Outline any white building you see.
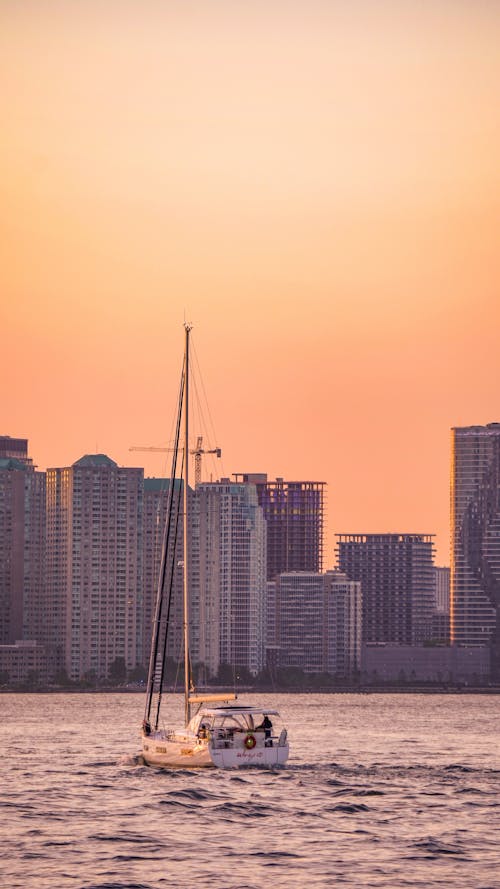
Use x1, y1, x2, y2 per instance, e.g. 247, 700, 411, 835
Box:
194, 480, 266, 677
45, 455, 143, 681
324, 571, 362, 678
433, 566, 450, 613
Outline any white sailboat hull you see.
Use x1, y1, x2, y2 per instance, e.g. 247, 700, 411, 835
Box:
142, 731, 212, 768
209, 743, 289, 769
142, 726, 289, 770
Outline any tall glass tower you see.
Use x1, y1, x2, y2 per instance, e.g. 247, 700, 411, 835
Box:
451, 424, 500, 671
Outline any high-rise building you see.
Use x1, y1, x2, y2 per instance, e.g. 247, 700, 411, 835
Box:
324, 571, 362, 678
45, 455, 143, 681
273, 572, 325, 673
22, 468, 46, 644
0, 443, 45, 645
451, 424, 500, 669
433, 566, 450, 613
235, 474, 325, 580
0, 457, 30, 644
195, 479, 266, 677
268, 570, 361, 677
0, 436, 33, 466
336, 533, 435, 645
429, 565, 451, 643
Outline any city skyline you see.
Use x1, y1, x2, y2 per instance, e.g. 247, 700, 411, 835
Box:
2, 426, 497, 570
2, 1, 500, 567
1, 433, 495, 686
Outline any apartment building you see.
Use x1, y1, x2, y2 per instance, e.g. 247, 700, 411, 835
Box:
269, 570, 361, 677
336, 533, 435, 645
45, 454, 143, 680
195, 479, 266, 676
236, 475, 325, 580
0, 441, 45, 645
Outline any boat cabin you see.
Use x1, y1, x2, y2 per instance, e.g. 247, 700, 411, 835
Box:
188, 706, 285, 751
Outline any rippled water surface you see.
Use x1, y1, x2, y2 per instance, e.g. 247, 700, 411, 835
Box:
1, 692, 499, 888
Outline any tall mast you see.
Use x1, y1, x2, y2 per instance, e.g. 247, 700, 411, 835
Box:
183, 322, 192, 727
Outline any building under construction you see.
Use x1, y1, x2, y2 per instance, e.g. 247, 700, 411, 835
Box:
235, 475, 326, 581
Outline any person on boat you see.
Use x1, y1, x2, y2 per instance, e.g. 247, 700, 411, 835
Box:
256, 715, 273, 739
142, 719, 152, 736
198, 722, 209, 740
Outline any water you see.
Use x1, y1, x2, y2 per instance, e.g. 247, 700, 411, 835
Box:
1, 693, 499, 889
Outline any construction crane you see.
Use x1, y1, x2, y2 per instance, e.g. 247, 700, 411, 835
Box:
129, 436, 221, 486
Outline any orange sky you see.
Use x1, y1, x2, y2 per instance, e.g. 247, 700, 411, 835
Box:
1, 0, 499, 564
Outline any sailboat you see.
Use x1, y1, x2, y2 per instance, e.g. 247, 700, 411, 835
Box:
141, 324, 289, 769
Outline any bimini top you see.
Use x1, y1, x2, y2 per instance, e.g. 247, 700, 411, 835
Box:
200, 707, 280, 717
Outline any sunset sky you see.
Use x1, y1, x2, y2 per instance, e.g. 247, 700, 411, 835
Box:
2, 0, 499, 564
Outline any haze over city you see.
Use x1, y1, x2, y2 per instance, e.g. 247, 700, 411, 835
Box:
2, 0, 499, 564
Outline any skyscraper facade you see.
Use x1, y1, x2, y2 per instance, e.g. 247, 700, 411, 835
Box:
195, 480, 266, 677
0, 458, 30, 644
429, 565, 451, 643
236, 474, 325, 580
273, 572, 325, 673
0, 447, 45, 645
324, 571, 363, 678
269, 570, 361, 677
336, 533, 435, 645
451, 424, 500, 667
45, 455, 143, 680
433, 566, 450, 613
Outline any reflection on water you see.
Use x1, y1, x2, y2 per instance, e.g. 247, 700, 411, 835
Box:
1, 693, 499, 888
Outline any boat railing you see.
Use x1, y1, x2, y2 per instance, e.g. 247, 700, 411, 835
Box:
156, 727, 186, 742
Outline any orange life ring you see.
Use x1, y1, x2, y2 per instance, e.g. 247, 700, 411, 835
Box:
244, 733, 256, 750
